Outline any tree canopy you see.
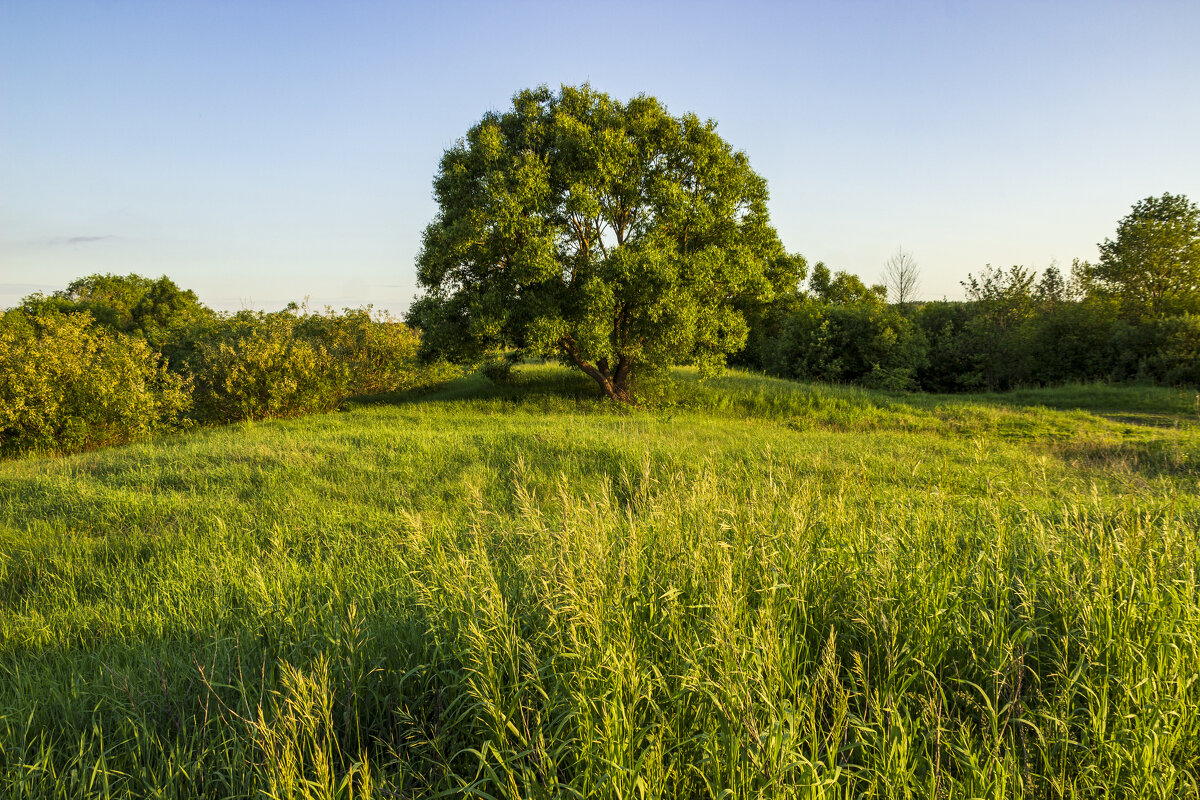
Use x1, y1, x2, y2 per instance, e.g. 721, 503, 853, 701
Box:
407, 84, 803, 402
21, 273, 213, 350
808, 262, 887, 306
1084, 192, 1200, 319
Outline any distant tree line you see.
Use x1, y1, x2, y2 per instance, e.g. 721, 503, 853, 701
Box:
734, 193, 1200, 392
2, 193, 1196, 457
0, 275, 446, 457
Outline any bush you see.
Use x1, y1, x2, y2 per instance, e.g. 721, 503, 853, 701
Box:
1151, 314, 1200, 386
189, 312, 346, 422
0, 309, 190, 456
4, 276, 446, 456
188, 308, 428, 422
907, 302, 977, 392
1108, 314, 1200, 386
758, 300, 927, 390
294, 307, 424, 396
1023, 300, 1121, 386
21, 274, 214, 354
477, 350, 523, 385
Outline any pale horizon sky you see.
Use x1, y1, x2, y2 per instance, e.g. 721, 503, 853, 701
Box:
3, 0, 1198, 312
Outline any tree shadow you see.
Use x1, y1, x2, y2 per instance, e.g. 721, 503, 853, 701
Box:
342, 366, 609, 410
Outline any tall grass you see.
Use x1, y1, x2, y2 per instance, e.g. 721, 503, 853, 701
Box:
1, 367, 1197, 797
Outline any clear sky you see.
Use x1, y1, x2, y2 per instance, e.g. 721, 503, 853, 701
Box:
3, 0, 1198, 312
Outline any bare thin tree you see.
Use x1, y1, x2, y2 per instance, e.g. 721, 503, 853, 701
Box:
882, 247, 921, 303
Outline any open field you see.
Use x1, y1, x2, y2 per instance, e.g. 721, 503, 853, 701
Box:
1, 367, 1198, 798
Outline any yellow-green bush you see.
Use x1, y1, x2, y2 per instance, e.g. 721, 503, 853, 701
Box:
189, 312, 346, 422
297, 307, 424, 396
4, 278, 445, 455
188, 308, 431, 423
0, 309, 190, 456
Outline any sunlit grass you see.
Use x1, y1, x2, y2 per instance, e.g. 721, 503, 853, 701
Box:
1, 367, 1198, 797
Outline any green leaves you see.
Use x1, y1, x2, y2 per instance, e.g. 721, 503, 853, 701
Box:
1087, 193, 1200, 319
0, 308, 191, 456
409, 84, 803, 401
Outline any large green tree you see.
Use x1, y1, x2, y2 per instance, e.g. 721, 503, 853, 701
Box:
1084, 192, 1200, 319
407, 85, 803, 402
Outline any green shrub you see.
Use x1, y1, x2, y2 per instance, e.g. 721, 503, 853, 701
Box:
477, 350, 523, 385
907, 301, 977, 392
1024, 299, 1121, 385
0, 309, 190, 456
188, 308, 429, 422
189, 312, 346, 422
294, 307, 424, 396
5, 277, 447, 455
20, 273, 214, 355
760, 300, 927, 390
1154, 314, 1200, 386
1110, 314, 1200, 386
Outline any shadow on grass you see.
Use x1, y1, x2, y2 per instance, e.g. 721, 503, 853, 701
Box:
342, 365, 609, 410
0, 599, 470, 795
940, 383, 1200, 418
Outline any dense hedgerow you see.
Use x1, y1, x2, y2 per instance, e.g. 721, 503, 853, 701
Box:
906, 301, 1200, 392
736, 193, 1200, 393
0, 308, 190, 456
1, 277, 444, 457
751, 299, 927, 391
189, 307, 430, 422
738, 273, 1200, 394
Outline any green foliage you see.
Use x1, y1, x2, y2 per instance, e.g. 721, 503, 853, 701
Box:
770, 301, 926, 390
38, 273, 158, 330
1107, 313, 1200, 385
741, 256, 1200, 394
476, 349, 524, 385
23, 273, 215, 354
131, 276, 217, 353
189, 308, 427, 423
1021, 298, 1121, 385
737, 194, 1200, 395
3, 277, 437, 456
189, 311, 348, 422
958, 265, 1038, 390
0, 308, 190, 456
296, 307, 426, 397
907, 301, 977, 392
740, 266, 925, 391
1083, 192, 1200, 319
410, 84, 803, 402
1, 367, 1197, 797
808, 260, 887, 305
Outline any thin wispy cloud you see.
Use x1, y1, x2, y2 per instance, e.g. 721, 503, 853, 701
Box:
47, 235, 117, 246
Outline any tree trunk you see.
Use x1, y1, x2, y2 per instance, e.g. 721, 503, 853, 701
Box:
559, 339, 635, 404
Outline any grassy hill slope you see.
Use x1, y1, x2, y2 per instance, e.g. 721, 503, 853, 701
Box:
2, 367, 1198, 798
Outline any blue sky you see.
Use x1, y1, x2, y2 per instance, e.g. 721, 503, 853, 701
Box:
2, 0, 1198, 312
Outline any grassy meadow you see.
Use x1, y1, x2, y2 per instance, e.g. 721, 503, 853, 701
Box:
1, 366, 1198, 798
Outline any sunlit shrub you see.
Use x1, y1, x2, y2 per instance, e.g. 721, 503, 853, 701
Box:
188, 308, 430, 422
188, 311, 346, 422
295, 307, 424, 396
0, 309, 190, 456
